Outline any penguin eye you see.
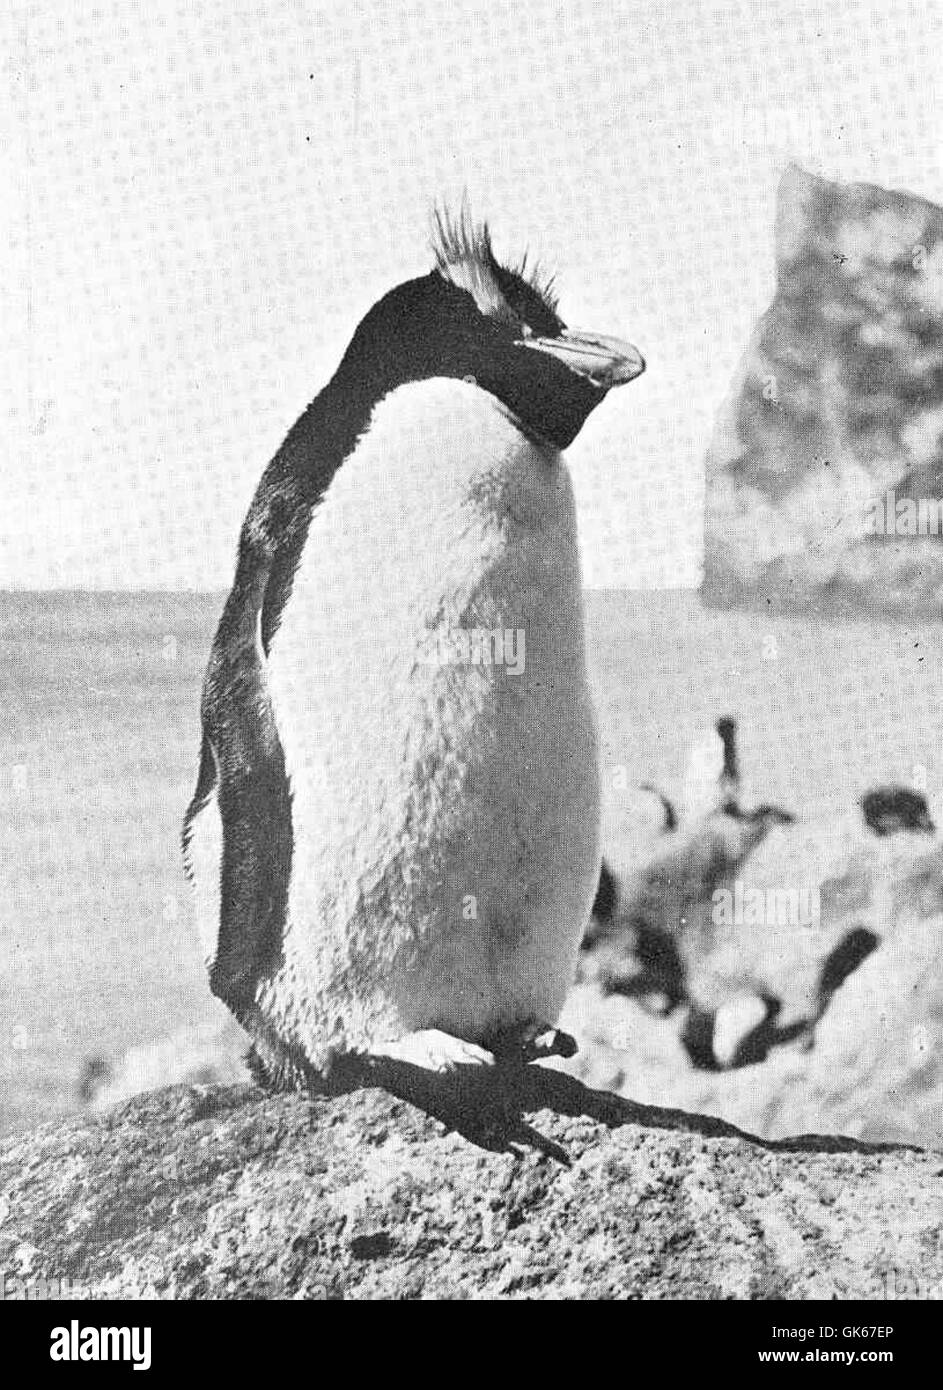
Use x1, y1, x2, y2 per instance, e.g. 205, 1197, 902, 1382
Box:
518, 322, 534, 340
493, 264, 562, 338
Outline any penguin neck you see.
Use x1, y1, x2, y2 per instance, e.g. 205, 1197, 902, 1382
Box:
272, 377, 579, 645
284, 370, 559, 505
348, 377, 565, 538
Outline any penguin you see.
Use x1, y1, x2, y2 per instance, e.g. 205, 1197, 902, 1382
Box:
182, 207, 645, 1089
583, 717, 795, 1053
587, 718, 751, 956
680, 718, 730, 825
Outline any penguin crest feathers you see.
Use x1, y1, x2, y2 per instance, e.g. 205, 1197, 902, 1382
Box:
430, 201, 560, 333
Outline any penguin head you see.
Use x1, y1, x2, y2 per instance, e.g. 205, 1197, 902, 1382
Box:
328, 207, 645, 450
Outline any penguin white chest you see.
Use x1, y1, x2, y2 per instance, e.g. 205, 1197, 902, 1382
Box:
264, 378, 600, 1059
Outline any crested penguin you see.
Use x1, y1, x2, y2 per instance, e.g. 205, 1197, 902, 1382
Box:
183, 208, 645, 1087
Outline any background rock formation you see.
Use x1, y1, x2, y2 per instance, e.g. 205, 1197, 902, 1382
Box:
2, 1076, 941, 1300
703, 164, 943, 617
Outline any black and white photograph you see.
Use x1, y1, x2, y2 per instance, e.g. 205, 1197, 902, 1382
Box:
2, 0, 942, 1341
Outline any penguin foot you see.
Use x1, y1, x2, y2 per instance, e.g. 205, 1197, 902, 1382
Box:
367, 1029, 496, 1075
490, 1023, 578, 1068
321, 1029, 578, 1158
520, 1026, 578, 1063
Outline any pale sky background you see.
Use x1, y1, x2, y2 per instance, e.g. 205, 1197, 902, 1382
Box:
2, 0, 942, 590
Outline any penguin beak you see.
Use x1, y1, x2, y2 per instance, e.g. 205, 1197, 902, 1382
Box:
517, 329, 645, 389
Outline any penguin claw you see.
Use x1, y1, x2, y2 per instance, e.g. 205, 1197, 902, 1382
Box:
520, 1026, 578, 1063
369, 1029, 496, 1075
491, 1024, 578, 1066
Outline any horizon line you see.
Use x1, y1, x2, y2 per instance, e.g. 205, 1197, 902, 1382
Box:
0, 581, 701, 597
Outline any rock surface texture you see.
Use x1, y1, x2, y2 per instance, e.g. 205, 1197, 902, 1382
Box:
703, 163, 943, 616
2, 1072, 941, 1300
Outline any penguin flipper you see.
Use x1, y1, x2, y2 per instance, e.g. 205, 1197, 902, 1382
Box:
184, 468, 309, 1030
199, 568, 294, 1024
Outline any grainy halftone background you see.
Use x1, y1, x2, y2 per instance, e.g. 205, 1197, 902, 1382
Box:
4, 590, 943, 1135
3, 0, 943, 588
2, 3, 942, 1142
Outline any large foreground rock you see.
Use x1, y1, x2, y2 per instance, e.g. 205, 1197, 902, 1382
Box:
1, 1072, 941, 1300
703, 163, 943, 617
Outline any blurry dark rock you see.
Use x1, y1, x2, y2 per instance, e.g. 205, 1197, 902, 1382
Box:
703, 163, 943, 618
861, 786, 935, 837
